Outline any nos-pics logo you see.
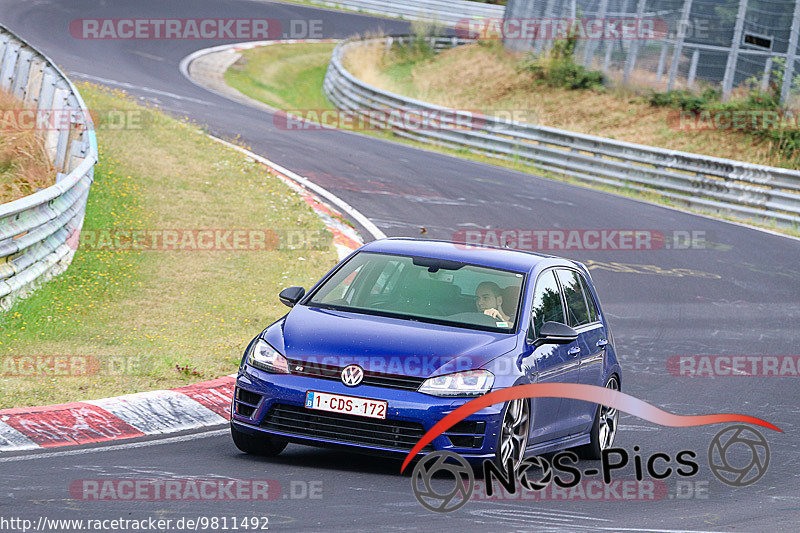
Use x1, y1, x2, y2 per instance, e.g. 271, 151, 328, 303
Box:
411, 425, 770, 513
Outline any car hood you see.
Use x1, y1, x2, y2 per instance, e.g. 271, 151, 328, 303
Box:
264, 305, 518, 378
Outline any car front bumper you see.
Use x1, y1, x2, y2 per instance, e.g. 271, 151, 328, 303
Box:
231, 366, 504, 461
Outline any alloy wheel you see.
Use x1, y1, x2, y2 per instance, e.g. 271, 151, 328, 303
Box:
498, 398, 530, 469
598, 376, 619, 450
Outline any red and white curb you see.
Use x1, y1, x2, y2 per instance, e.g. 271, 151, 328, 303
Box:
0, 50, 386, 452
0, 376, 235, 452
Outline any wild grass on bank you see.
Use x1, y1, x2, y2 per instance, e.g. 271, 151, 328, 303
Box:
0, 89, 56, 203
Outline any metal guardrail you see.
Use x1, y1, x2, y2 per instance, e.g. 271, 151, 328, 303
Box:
0, 24, 98, 311
306, 0, 504, 27
323, 35, 800, 229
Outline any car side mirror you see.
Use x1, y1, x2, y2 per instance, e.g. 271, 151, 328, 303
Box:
533, 321, 578, 347
279, 286, 305, 308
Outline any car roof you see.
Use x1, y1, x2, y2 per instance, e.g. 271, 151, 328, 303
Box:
359, 238, 565, 273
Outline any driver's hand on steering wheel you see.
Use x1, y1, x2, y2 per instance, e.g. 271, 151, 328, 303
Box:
483, 308, 504, 320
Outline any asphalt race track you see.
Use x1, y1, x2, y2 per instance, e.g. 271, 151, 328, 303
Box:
1, 1, 799, 531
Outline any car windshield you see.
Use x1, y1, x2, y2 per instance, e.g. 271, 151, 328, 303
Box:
306, 251, 525, 332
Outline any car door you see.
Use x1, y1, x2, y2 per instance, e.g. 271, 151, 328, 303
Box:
524, 269, 581, 444
555, 269, 608, 435
575, 273, 608, 430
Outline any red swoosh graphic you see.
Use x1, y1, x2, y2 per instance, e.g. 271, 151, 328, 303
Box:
400, 383, 781, 473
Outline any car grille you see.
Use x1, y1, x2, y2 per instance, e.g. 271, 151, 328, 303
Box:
444, 420, 486, 449
260, 403, 434, 452
285, 358, 427, 392
234, 388, 262, 418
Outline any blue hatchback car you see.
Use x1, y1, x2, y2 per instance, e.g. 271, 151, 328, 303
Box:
231, 238, 622, 468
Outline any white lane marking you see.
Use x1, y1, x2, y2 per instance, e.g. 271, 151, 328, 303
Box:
0, 428, 228, 463
0, 421, 39, 452
209, 136, 386, 240
470, 509, 731, 532
618, 424, 659, 432
87, 390, 226, 435
471, 508, 610, 522
69, 72, 212, 105
132, 50, 165, 62
597, 527, 736, 533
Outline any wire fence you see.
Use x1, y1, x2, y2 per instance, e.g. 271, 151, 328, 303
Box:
0, 24, 97, 311
502, 0, 800, 103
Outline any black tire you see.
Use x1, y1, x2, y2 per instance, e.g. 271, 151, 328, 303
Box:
230, 423, 287, 456
578, 375, 620, 460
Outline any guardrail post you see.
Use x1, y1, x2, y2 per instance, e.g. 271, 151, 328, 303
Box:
0, 41, 20, 90
623, 0, 647, 85
603, 0, 630, 72
11, 49, 33, 98
721, 0, 748, 101
533, 0, 554, 57
761, 57, 773, 92
656, 43, 668, 81
519, 0, 538, 53
780, 0, 800, 105
667, 0, 693, 91
583, 0, 608, 68
23, 58, 45, 106
687, 49, 699, 88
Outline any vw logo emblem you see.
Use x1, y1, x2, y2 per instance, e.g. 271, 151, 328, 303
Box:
341, 365, 364, 387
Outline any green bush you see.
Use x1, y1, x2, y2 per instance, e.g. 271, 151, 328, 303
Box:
648, 88, 720, 110
648, 74, 799, 164
392, 18, 444, 62
519, 32, 604, 91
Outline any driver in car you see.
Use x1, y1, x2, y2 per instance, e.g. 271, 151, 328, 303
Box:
476, 281, 510, 321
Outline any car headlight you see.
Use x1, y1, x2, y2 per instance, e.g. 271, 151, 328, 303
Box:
247, 339, 289, 374
418, 369, 494, 397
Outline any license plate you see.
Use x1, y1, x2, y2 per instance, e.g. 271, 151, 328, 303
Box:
305, 391, 387, 419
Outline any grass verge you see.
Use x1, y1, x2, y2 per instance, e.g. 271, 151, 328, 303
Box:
225, 43, 336, 110
0, 83, 338, 408
0, 88, 56, 203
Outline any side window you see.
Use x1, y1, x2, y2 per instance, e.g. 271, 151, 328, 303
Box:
579, 275, 599, 323
529, 270, 566, 339
555, 269, 591, 327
